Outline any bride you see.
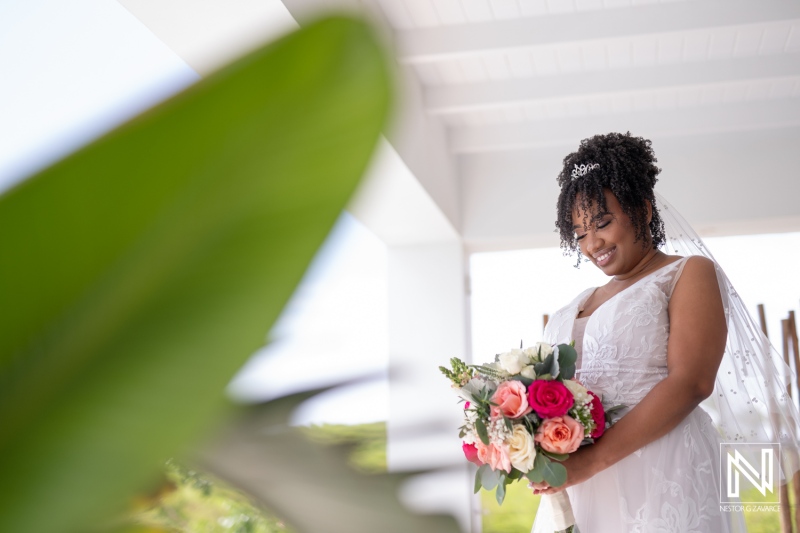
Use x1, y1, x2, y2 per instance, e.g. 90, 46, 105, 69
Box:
529, 132, 800, 532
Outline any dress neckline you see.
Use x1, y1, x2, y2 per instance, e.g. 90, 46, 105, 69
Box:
574, 256, 688, 322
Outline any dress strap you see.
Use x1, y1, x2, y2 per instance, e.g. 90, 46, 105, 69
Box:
666, 256, 693, 298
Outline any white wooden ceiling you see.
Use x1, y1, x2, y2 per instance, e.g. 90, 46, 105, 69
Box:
120, 0, 800, 250
378, 0, 800, 150
357, 0, 800, 250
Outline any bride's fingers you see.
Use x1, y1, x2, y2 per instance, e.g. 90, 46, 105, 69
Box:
528, 481, 551, 494
540, 486, 563, 495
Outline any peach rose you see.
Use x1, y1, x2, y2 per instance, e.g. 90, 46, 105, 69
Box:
491, 380, 532, 419
535, 415, 585, 454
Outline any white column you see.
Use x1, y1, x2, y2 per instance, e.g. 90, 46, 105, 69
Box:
385, 241, 478, 532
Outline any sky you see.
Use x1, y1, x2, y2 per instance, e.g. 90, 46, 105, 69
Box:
0, 0, 199, 193
5, 0, 800, 427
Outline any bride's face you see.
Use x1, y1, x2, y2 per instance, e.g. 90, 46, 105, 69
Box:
572, 188, 651, 276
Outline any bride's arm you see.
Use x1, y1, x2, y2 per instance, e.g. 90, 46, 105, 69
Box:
537, 255, 726, 493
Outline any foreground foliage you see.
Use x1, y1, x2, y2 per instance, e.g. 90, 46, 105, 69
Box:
127, 423, 388, 533
0, 14, 400, 533
132, 460, 291, 533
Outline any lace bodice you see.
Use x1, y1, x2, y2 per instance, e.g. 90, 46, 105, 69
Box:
544, 257, 691, 417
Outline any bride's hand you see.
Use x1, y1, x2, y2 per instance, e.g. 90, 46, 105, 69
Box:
530, 447, 599, 495
528, 480, 550, 495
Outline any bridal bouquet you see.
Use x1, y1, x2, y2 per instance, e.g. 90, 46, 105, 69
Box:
439, 341, 620, 509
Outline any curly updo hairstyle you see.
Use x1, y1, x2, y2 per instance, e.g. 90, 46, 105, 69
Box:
555, 132, 666, 260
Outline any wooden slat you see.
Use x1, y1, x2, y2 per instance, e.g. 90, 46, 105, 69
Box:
758, 303, 768, 336
788, 311, 800, 531
781, 318, 796, 533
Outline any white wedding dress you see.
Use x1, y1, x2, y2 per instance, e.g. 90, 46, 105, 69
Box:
531, 256, 747, 533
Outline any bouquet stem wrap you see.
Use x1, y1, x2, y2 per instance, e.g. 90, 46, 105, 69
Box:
538, 492, 575, 532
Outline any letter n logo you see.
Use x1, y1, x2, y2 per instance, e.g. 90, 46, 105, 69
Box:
720, 443, 780, 503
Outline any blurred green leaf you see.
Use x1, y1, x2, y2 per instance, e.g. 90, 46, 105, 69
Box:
0, 15, 390, 532
541, 451, 569, 462
556, 344, 577, 380
495, 481, 506, 506
540, 457, 567, 488
480, 465, 500, 491
474, 465, 486, 494
475, 417, 490, 445
195, 389, 460, 533
534, 352, 554, 377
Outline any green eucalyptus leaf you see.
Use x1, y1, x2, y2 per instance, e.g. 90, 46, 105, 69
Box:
541, 450, 569, 462
525, 468, 545, 484
507, 468, 524, 481
480, 466, 500, 491
541, 460, 568, 488
534, 352, 554, 376
495, 479, 507, 505
0, 15, 391, 533
475, 418, 490, 446
605, 404, 627, 415
474, 465, 486, 494
510, 375, 533, 387
526, 452, 551, 484
557, 344, 578, 380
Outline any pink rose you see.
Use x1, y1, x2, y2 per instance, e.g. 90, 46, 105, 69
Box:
462, 442, 483, 466
527, 380, 574, 418
535, 415, 585, 454
491, 381, 532, 419
464, 401, 470, 410
588, 391, 606, 438
487, 442, 512, 473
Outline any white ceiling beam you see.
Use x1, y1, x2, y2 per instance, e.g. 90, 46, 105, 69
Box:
450, 99, 800, 153
426, 55, 800, 114
397, 0, 800, 64
118, 0, 299, 75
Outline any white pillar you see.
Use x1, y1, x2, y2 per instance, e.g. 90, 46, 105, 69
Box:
348, 141, 477, 531
385, 241, 477, 532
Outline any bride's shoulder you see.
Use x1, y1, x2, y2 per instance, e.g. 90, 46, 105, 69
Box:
675, 255, 716, 273
670, 255, 718, 295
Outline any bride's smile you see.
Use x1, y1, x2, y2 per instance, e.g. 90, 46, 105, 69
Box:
571, 188, 663, 281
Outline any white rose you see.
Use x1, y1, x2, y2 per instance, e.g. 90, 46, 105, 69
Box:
507, 424, 536, 472
520, 365, 536, 379
498, 349, 528, 375
525, 342, 554, 362
563, 379, 590, 406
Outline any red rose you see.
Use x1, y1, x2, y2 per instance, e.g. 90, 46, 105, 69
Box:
588, 391, 606, 438
527, 380, 574, 418
462, 442, 483, 466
